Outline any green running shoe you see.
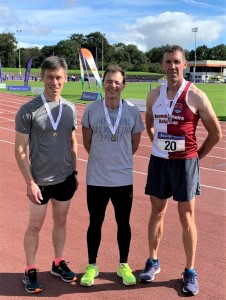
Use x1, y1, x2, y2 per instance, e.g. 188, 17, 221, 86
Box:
80, 264, 99, 286
117, 263, 136, 286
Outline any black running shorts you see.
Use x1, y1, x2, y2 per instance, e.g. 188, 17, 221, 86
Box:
38, 172, 77, 205
145, 155, 201, 201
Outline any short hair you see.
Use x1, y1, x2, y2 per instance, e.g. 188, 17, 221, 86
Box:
162, 45, 185, 61
103, 65, 126, 84
40, 56, 68, 75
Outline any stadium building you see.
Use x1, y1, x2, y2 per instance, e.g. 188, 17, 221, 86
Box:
184, 60, 226, 83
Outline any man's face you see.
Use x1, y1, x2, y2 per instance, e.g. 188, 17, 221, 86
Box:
162, 50, 187, 82
103, 71, 125, 99
41, 67, 67, 99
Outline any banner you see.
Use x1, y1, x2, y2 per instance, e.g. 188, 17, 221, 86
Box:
81, 48, 102, 88
8, 85, 31, 91
78, 52, 85, 89
81, 91, 102, 101
81, 50, 91, 89
0, 60, 2, 82
24, 56, 34, 86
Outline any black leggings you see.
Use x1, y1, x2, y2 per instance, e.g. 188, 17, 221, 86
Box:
86, 185, 133, 264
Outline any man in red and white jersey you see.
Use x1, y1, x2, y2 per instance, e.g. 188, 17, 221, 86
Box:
139, 45, 222, 296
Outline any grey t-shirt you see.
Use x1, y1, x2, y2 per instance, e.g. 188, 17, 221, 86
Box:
81, 99, 144, 186
15, 95, 77, 185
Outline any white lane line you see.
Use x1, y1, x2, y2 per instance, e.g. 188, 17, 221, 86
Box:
200, 167, 226, 173
201, 184, 226, 191
0, 117, 14, 121
217, 162, 226, 167
0, 139, 225, 191
0, 130, 225, 161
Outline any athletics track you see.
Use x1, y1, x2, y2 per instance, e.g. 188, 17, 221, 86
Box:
0, 93, 225, 300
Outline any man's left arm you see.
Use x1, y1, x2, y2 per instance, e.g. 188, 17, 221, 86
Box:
196, 91, 222, 159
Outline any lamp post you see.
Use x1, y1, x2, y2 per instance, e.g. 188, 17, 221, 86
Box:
191, 27, 198, 83
101, 34, 105, 78
16, 29, 22, 76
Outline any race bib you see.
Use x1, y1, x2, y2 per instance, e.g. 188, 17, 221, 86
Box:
157, 132, 185, 152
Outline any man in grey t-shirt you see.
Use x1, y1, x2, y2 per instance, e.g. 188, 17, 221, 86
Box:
15, 56, 78, 293
80, 65, 144, 287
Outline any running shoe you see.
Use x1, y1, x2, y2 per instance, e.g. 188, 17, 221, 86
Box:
80, 264, 99, 286
182, 269, 199, 296
51, 260, 77, 282
117, 263, 136, 286
139, 258, 160, 283
23, 268, 42, 294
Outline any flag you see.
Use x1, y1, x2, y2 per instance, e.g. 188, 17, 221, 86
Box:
24, 56, 33, 86
81, 50, 91, 89
81, 48, 102, 88
78, 52, 85, 89
0, 60, 2, 82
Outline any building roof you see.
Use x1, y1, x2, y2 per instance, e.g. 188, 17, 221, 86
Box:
188, 60, 226, 67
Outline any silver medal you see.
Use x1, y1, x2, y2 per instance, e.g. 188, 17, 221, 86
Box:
111, 135, 116, 142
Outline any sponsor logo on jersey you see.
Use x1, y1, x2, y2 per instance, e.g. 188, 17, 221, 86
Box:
174, 103, 183, 114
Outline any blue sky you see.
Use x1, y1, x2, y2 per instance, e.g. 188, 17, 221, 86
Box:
1, 0, 226, 51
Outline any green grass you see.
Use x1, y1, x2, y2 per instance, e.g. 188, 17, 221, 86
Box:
1, 80, 225, 120
2, 67, 163, 78
193, 83, 226, 120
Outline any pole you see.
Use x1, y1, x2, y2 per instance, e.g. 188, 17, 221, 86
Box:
191, 27, 198, 83
101, 34, 105, 78
101, 38, 104, 78
16, 30, 22, 76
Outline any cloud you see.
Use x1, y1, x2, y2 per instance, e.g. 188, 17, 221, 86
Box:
20, 42, 44, 49
0, 5, 19, 26
23, 21, 52, 36
0, 2, 225, 51
119, 11, 225, 51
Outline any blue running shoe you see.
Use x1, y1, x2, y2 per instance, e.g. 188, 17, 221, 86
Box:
182, 269, 199, 296
51, 260, 77, 282
139, 258, 160, 283
23, 268, 42, 294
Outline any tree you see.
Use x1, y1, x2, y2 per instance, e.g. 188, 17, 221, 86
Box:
192, 45, 210, 61
111, 43, 131, 69
20, 47, 44, 69
1, 31, 225, 72
124, 44, 148, 71
148, 62, 162, 73
54, 39, 78, 69
85, 32, 112, 71
0, 33, 17, 67
41, 45, 57, 58
69, 33, 86, 47
208, 44, 226, 60
145, 46, 166, 64
110, 43, 148, 71
69, 32, 112, 71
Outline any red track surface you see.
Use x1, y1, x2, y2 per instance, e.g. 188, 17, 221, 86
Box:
0, 93, 225, 300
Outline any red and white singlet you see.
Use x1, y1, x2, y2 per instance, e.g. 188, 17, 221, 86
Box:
152, 80, 200, 159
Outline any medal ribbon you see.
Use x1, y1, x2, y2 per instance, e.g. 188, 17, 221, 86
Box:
163, 79, 187, 115
41, 93, 62, 131
103, 99, 122, 135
